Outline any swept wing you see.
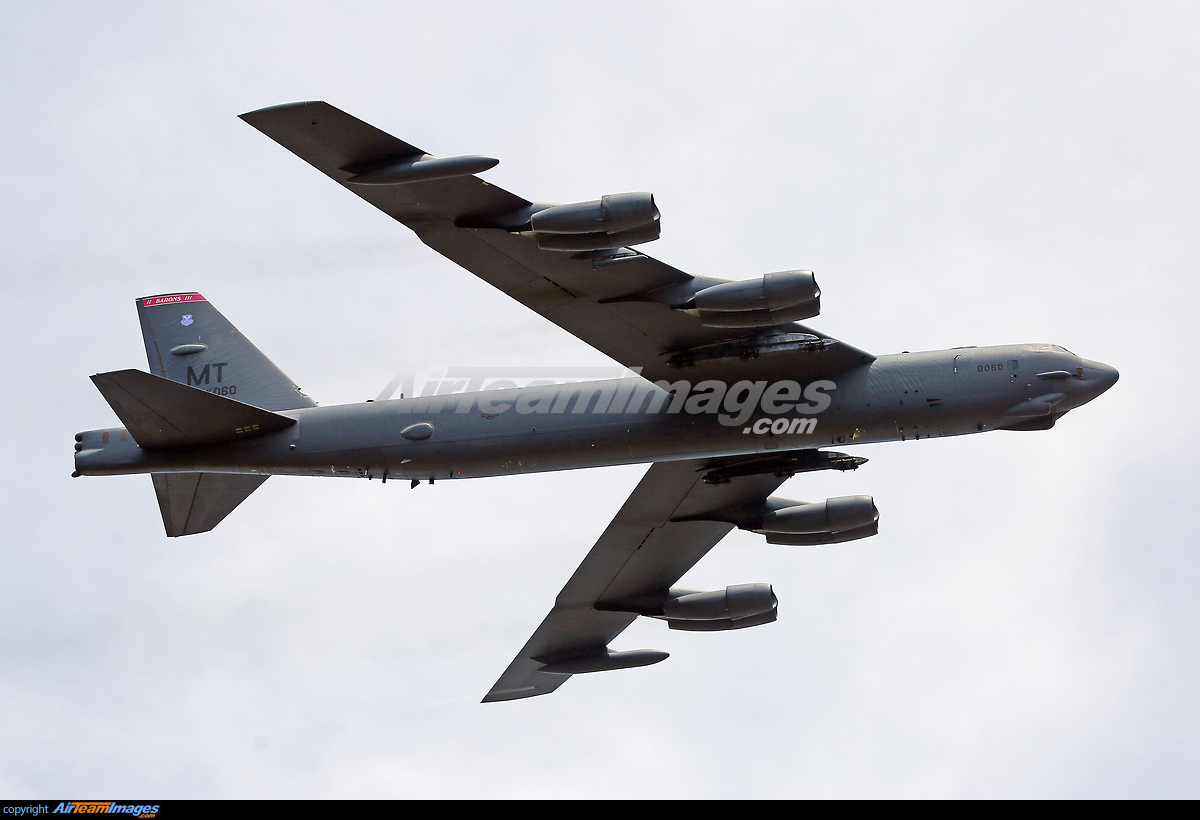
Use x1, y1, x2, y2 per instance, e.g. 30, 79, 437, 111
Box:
240, 101, 872, 384
238, 102, 875, 700
483, 456, 791, 702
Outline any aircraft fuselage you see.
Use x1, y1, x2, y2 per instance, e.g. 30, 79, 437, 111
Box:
75, 344, 1118, 481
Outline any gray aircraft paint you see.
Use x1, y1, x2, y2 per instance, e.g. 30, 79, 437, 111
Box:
73, 318, 1117, 702
76, 343, 1117, 481
72, 102, 1119, 701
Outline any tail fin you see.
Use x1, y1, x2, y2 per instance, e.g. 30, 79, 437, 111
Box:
137, 293, 316, 411
86, 371, 291, 535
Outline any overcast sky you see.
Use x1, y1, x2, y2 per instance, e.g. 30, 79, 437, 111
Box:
2, 0, 1198, 798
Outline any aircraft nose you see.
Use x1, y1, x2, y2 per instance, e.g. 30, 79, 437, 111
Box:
1079, 359, 1119, 395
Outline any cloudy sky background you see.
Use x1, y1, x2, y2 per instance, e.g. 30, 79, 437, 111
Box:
2, 0, 1197, 798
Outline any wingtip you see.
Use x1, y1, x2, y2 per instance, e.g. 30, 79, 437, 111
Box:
480, 684, 546, 703
238, 100, 327, 121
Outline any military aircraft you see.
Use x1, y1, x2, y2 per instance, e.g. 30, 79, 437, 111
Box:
73, 102, 1118, 702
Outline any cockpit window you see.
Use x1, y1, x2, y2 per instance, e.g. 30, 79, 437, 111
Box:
1024, 344, 1074, 354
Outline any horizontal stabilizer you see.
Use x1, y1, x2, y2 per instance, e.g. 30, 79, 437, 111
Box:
91, 369, 296, 449
152, 472, 269, 537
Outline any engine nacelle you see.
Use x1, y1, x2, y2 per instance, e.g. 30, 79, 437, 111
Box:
764, 521, 878, 547
761, 495, 877, 534
531, 192, 658, 235
666, 607, 778, 631
683, 270, 821, 327
661, 583, 777, 621
529, 192, 660, 251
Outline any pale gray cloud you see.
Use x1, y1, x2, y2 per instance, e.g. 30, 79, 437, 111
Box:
1, 0, 1197, 798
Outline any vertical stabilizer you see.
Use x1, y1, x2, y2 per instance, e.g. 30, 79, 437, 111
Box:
137, 293, 316, 411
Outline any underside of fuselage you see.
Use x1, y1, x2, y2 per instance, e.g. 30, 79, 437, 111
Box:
72, 99, 1120, 701
75, 343, 1117, 484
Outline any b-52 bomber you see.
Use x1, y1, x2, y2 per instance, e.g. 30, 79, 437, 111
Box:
73, 102, 1118, 701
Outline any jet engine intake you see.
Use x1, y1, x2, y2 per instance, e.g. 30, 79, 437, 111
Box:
661, 583, 777, 622
681, 270, 821, 327
761, 495, 877, 535
529, 193, 660, 251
